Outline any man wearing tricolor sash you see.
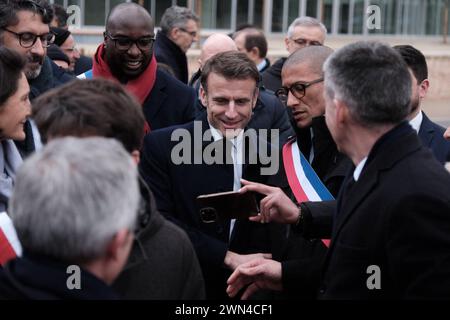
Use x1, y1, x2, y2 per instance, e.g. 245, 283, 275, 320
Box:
227, 46, 352, 299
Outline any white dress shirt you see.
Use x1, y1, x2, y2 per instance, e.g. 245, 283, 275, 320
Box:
209, 125, 244, 237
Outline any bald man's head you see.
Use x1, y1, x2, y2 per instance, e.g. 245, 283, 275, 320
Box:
103, 3, 155, 82
106, 3, 153, 31
283, 45, 334, 76
199, 33, 237, 68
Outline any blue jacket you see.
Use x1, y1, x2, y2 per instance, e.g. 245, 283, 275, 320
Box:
418, 112, 450, 164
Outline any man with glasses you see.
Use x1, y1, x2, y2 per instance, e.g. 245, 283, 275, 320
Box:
154, 5, 199, 84
262, 16, 327, 93
225, 46, 352, 300
79, 2, 196, 132
0, 0, 74, 156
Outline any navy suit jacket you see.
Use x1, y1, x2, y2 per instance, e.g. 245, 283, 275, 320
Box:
140, 115, 284, 298
418, 112, 450, 164
143, 69, 196, 131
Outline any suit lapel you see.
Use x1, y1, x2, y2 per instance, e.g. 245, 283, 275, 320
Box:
144, 71, 167, 124
418, 113, 434, 148
331, 167, 379, 243
329, 127, 422, 250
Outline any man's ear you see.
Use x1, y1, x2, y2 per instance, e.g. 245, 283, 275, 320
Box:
418, 79, 430, 99
131, 150, 140, 165
250, 47, 260, 60
284, 37, 290, 52
334, 98, 348, 125
199, 85, 208, 108
169, 28, 179, 41
105, 229, 131, 262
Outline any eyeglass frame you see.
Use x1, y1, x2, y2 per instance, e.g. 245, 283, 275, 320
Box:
104, 31, 156, 51
275, 78, 324, 103
178, 27, 197, 38
0, 27, 55, 48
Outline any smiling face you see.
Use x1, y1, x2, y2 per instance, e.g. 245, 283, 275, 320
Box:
282, 62, 325, 129
0, 73, 31, 141
104, 13, 155, 82
200, 72, 258, 138
1, 10, 49, 80
60, 35, 80, 72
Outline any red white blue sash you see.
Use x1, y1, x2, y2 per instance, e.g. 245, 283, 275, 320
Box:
282, 139, 333, 247
0, 212, 22, 265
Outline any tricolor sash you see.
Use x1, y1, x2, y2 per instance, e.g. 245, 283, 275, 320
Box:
282, 139, 333, 247
0, 212, 22, 265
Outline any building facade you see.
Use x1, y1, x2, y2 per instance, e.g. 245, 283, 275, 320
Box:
50, 0, 449, 36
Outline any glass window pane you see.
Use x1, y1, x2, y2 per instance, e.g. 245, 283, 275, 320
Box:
216, 1, 231, 29
352, 0, 364, 34
339, 0, 350, 34
201, 0, 214, 28
322, 0, 333, 32
84, 0, 105, 26
271, 0, 283, 32
306, 0, 318, 18
288, 0, 299, 26
237, 0, 249, 28
156, 0, 173, 26
253, 0, 263, 29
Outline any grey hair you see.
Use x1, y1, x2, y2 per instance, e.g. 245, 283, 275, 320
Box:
323, 41, 412, 127
287, 16, 327, 38
160, 5, 199, 35
10, 137, 140, 263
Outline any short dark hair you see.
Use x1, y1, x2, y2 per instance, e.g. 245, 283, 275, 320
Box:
393, 45, 428, 84
32, 79, 145, 153
0, 0, 53, 32
241, 29, 268, 58
200, 51, 260, 93
0, 47, 26, 108
324, 41, 411, 127
51, 3, 68, 28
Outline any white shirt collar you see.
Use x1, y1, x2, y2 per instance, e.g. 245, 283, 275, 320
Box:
208, 124, 244, 147
409, 110, 423, 134
353, 157, 368, 182
256, 59, 268, 72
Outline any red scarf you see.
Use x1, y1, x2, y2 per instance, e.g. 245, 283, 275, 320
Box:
92, 44, 156, 134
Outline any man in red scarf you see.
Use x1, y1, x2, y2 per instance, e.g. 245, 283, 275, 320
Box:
79, 3, 196, 133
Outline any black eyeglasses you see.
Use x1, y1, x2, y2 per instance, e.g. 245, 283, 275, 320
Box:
1, 28, 55, 48
178, 27, 197, 38
291, 38, 323, 47
275, 78, 324, 103
104, 32, 155, 51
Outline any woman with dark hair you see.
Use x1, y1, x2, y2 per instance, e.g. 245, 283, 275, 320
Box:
0, 47, 31, 212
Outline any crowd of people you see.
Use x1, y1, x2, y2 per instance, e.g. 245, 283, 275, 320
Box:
0, 0, 449, 300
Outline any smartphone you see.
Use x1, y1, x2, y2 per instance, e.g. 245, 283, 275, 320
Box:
196, 190, 259, 223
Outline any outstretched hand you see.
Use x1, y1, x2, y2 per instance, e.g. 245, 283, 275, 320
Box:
240, 179, 299, 224
226, 258, 283, 300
